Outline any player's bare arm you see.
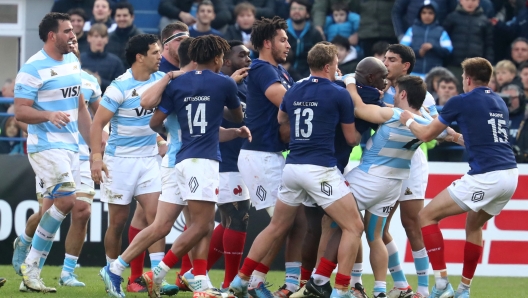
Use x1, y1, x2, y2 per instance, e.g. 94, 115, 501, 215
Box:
277, 109, 291, 143
231, 67, 250, 83
89, 106, 114, 183
77, 93, 92, 147
88, 99, 109, 150
14, 97, 70, 128
346, 82, 394, 124
265, 82, 288, 108
219, 126, 252, 142
140, 70, 184, 109
399, 111, 448, 142
149, 109, 168, 135
341, 122, 361, 147
226, 105, 244, 123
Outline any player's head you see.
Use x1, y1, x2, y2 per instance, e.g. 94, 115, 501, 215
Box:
384, 44, 415, 81
461, 57, 493, 92
178, 37, 196, 70
251, 16, 290, 64
355, 57, 389, 90
307, 42, 338, 81
394, 75, 426, 110
39, 12, 75, 54
189, 35, 230, 73
223, 40, 251, 73
125, 34, 161, 72
161, 22, 189, 61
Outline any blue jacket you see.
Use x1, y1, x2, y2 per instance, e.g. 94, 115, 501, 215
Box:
286, 19, 324, 79
495, 6, 528, 41
400, 2, 453, 74
324, 12, 360, 42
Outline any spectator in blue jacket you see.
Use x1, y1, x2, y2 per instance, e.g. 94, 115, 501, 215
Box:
324, 2, 360, 46
400, 2, 453, 78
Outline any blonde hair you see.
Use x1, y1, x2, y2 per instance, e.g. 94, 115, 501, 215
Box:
495, 60, 517, 74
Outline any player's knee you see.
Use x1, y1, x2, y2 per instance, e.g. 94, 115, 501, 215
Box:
72, 204, 91, 223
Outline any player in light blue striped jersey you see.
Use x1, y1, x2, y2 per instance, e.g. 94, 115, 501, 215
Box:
13, 12, 93, 293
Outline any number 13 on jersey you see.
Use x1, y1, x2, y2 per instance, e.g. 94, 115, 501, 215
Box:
186, 103, 208, 134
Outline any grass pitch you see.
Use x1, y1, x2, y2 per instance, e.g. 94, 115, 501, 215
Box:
0, 265, 526, 297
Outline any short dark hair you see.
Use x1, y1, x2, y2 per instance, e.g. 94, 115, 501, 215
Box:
189, 34, 230, 64
125, 34, 160, 66
161, 22, 189, 42
331, 2, 349, 13
520, 61, 528, 72
67, 8, 86, 21
251, 16, 288, 51
115, 1, 135, 15
234, 2, 256, 17
395, 75, 426, 110
198, 0, 214, 11
330, 35, 350, 50
178, 37, 194, 68
39, 12, 71, 42
307, 42, 337, 71
226, 40, 244, 58
291, 0, 312, 13
461, 57, 493, 85
386, 44, 416, 74
511, 37, 528, 48
372, 41, 389, 56
437, 76, 458, 88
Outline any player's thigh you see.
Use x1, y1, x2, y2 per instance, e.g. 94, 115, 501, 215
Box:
238, 149, 284, 210
301, 165, 352, 210
100, 156, 140, 205
134, 156, 162, 199
217, 171, 250, 205
176, 158, 220, 203
278, 164, 308, 208
420, 188, 467, 224
217, 199, 250, 231
268, 199, 300, 235
29, 149, 79, 198
480, 168, 519, 216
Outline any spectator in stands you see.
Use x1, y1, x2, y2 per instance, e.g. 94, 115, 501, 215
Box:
496, 59, 524, 92
358, 0, 397, 57
227, 0, 276, 21
276, 0, 292, 20
424, 66, 455, 98
0, 78, 14, 114
510, 38, 528, 68
324, 2, 360, 47
435, 76, 458, 106
68, 8, 90, 54
189, 1, 223, 37
311, 0, 359, 40
332, 35, 358, 74
286, 0, 324, 80
372, 40, 389, 60
492, 0, 528, 41
400, 1, 453, 78
520, 62, 528, 98
83, 0, 116, 33
443, 0, 493, 82
224, 2, 256, 51
107, 2, 143, 67
0, 116, 24, 155
81, 24, 125, 92
52, 0, 97, 20
158, 0, 231, 32
501, 84, 526, 147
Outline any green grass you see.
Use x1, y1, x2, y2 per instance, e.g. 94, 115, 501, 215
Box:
0, 265, 526, 297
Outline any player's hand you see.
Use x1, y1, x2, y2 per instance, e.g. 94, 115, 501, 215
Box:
336, 68, 343, 76
399, 110, 414, 125
179, 11, 196, 25
168, 70, 185, 80
236, 126, 252, 142
48, 111, 70, 129
444, 127, 460, 142
90, 159, 109, 184
231, 67, 250, 83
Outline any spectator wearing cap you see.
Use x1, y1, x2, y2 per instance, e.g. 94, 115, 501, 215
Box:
83, 0, 117, 33
189, 1, 223, 37
68, 8, 90, 53
106, 2, 143, 67
158, 0, 231, 32
227, 0, 276, 20
224, 2, 256, 52
331, 35, 358, 74
510, 38, 528, 69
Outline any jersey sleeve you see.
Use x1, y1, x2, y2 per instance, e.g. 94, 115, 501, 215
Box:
338, 90, 355, 124
423, 92, 438, 116
14, 64, 43, 101
100, 83, 124, 113
90, 80, 102, 103
224, 78, 241, 110
438, 95, 461, 125
254, 64, 280, 93
158, 82, 175, 115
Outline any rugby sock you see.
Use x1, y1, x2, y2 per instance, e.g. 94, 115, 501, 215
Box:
412, 248, 430, 296
284, 261, 301, 292
457, 282, 470, 294
61, 254, 78, 278
193, 259, 207, 276
334, 272, 350, 289
106, 255, 116, 267
313, 257, 336, 286
300, 266, 312, 285
26, 205, 65, 266
150, 252, 165, 270
20, 232, 32, 245
249, 263, 269, 288
373, 281, 386, 296
351, 263, 363, 285
422, 224, 448, 290
239, 257, 259, 279
459, 241, 482, 293
39, 241, 53, 269
128, 225, 146, 281
387, 240, 409, 289
154, 250, 179, 284
109, 256, 129, 276
223, 229, 246, 288
207, 225, 225, 270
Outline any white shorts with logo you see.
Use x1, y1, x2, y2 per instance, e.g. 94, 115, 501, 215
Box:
238, 149, 285, 210
159, 166, 186, 206
78, 160, 95, 195
29, 149, 80, 199
399, 148, 428, 201
100, 155, 161, 205
345, 167, 402, 217
175, 158, 219, 203
279, 164, 351, 209
448, 168, 518, 216
218, 172, 250, 204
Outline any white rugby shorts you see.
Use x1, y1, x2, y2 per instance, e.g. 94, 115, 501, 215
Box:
159, 166, 186, 206
399, 148, 428, 201
175, 158, 219, 203
218, 172, 250, 204
29, 149, 80, 198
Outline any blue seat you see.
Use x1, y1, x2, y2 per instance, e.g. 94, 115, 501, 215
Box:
128, 0, 161, 34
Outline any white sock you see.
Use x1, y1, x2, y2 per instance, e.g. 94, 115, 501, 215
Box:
351, 263, 363, 285
312, 274, 330, 286
249, 270, 266, 288
22, 232, 33, 244
457, 281, 470, 293
153, 261, 171, 284
109, 259, 126, 276
106, 255, 116, 266
434, 270, 448, 290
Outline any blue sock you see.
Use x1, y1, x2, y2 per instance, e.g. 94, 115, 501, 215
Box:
413, 248, 430, 295
387, 240, 409, 289
62, 254, 78, 276
285, 262, 301, 292
20, 233, 32, 246
26, 205, 65, 266
373, 281, 386, 295
150, 252, 164, 271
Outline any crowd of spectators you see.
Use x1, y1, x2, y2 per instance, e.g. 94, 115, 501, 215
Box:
1, 0, 528, 161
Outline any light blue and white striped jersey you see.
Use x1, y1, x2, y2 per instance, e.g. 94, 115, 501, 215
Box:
101, 69, 165, 157
14, 50, 82, 153
79, 70, 101, 161
160, 113, 182, 168
358, 108, 433, 179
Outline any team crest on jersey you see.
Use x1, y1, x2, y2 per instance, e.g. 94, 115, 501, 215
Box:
312, 78, 318, 83
50, 69, 58, 76
73, 65, 78, 70
195, 71, 202, 74
131, 89, 139, 97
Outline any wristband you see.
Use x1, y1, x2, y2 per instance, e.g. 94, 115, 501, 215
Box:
344, 75, 356, 86
157, 140, 167, 146
405, 118, 415, 128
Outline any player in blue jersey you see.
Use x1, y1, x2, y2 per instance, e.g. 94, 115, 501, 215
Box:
135, 35, 242, 298
399, 57, 519, 298
343, 64, 433, 298
12, 12, 92, 293
231, 42, 363, 298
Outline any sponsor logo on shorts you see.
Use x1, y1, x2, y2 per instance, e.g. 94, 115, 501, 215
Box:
233, 185, 242, 196
215, 188, 219, 195
189, 177, 199, 193
404, 187, 413, 195
321, 182, 332, 196
39, 179, 44, 189
382, 206, 393, 214
472, 191, 485, 202
256, 185, 266, 201
344, 180, 350, 187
